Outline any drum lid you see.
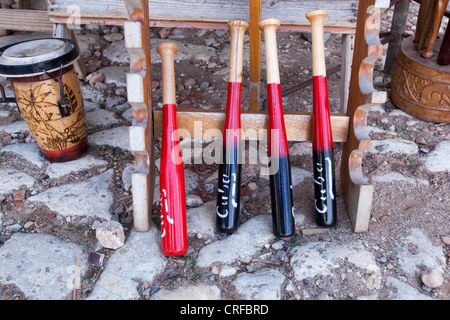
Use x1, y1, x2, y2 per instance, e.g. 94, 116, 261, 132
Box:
0, 38, 79, 77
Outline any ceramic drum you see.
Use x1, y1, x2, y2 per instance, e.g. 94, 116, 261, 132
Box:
0, 38, 88, 162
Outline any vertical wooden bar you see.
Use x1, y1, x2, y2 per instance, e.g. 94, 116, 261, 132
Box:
422, 0, 449, 58
340, 0, 388, 232
249, 0, 261, 111
384, 0, 409, 73
417, 0, 437, 50
124, 0, 155, 232
340, 33, 354, 113
53, 24, 88, 79
414, 0, 430, 44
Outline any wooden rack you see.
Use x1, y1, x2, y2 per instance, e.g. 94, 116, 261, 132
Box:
2, 0, 389, 233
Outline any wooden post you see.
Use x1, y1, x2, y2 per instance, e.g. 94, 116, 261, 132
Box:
417, 0, 437, 50
124, 0, 155, 232
422, 0, 449, 58
249, 0, 261, 111
384, 0, 410, 73
53, 24, 87, 80
340, 34, 354, 112
340, 0, 389, 232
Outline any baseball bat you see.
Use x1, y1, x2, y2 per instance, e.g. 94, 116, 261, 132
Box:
156, 41, 188, 255
259, 18, 295, 238
216, 20, 249, 233
306, 10, 337, 227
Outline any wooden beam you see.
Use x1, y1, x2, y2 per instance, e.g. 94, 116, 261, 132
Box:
249, 0, 261, 111
47, 0, 358, 30
0, 9, 53, 32
153, 109, 350, 142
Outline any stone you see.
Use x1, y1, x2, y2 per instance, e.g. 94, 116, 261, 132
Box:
186, 194, 203, 207
0, 233, 88, 300
302, 32, 331, 44
158, 27, 171, 39
76, 33, 108, 60
421, 268, 444, 288
397, 229, 446, 277
87, 228, 167, 300
151, 39, 216, 64
196, 215, 275, 267
200, 81, 210, 89
89, 126, 130, 151
27, 169, 115, 221
233, 268, 286, 300
1, 142, 45, 168
80, 85, 105, 103
0, 121, 30, 135
104, 32, 124, 42
289, 142, 312, 156
104, 96, 127, 109
98, 66, 129, 87
290, 241, 380, 280
369, 139, 419, 155
96, 221, 125, 249
150, 283, 221, 300
46, 155, 108, 179
184, 169, 199, 193
372, 172, 429, 186
386, 277, 433, 300
423, 141, 450, 173
103, 40, 129, 64
121, 164, 134, 192
0, 168, 35, 196
186, 201, 216, 239
88, 73, 104, 85
184, 78, 196, 87
86, 109, 121, 128
259, 167, 311, 187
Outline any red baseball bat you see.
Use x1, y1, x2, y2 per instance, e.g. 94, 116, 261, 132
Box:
259, 18, 295, 238
216, 20, 249, 233
156, 41, 188, 255
306, 10, 337, 227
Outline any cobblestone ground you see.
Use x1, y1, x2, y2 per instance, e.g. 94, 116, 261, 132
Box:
0, 1, 448, 301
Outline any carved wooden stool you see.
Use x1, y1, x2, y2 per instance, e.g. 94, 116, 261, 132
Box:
391, 36, 450, 123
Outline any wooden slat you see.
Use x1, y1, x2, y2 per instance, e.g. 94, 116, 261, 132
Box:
249, 0, 261, 111
124, 0, 155, 232
0, 9, 53, 32
153, 109, 349, 142
340, 0, 389, 233
47, 0, 358, 31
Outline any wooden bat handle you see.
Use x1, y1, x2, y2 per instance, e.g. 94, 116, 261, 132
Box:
305, 9, 328, 77
157, 41, 178, 105
227, 20, 249, 83
259, 18, 281, 84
